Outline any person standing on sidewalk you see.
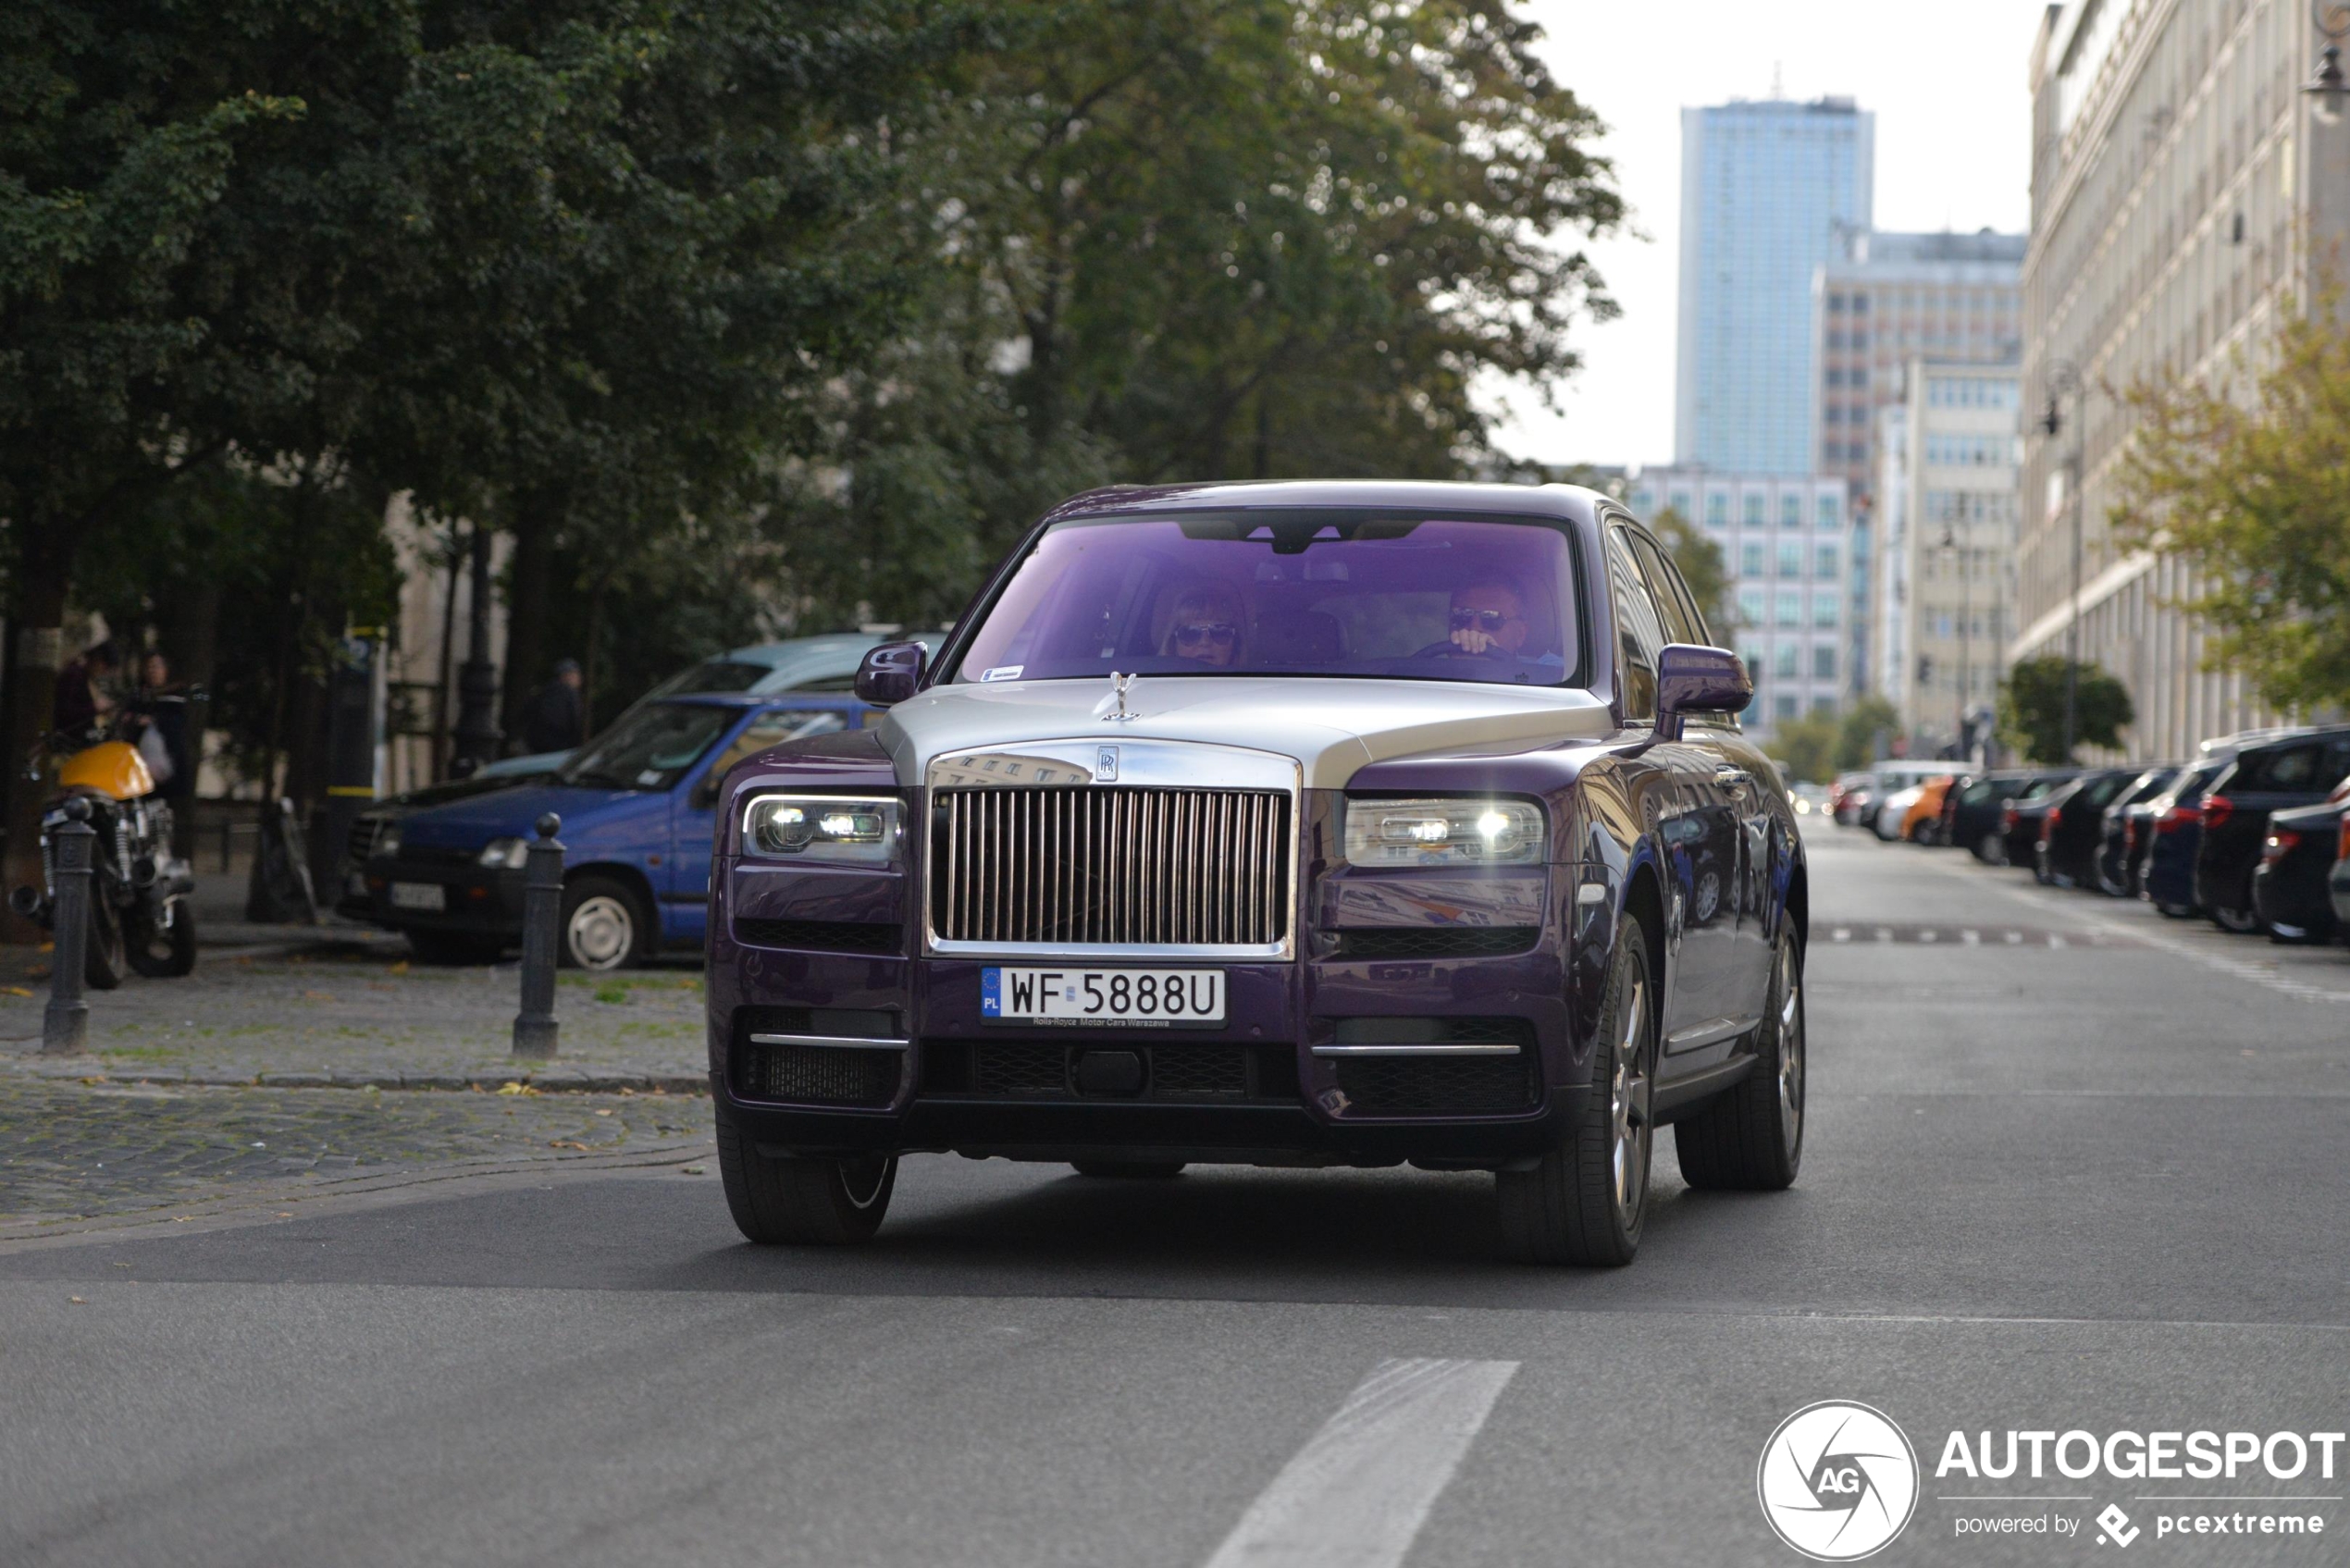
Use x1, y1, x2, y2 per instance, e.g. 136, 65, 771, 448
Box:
521, 659, 586, 755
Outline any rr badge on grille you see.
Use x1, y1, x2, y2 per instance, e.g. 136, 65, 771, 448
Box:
1094, 747, 1119, 783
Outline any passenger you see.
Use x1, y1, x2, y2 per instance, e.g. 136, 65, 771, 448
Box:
1162, 586, 1246, 669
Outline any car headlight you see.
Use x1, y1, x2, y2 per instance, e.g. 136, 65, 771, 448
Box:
1342, 796, 1546, 867
376, 824, 402, 860
478, 837, 529, 870
741, 796, 901, 866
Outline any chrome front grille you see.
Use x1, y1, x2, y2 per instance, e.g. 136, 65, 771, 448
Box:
930, 786, 1291, 948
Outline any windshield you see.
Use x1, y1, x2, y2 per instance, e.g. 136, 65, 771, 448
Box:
952, 512, 1584, 687
558, 704, 738, 791
643, 659, 774, 699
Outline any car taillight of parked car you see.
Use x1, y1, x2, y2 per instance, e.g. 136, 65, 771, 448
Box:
2203, 795, 2234, 830
2262, 830, 2298, 864
2038, 813, 2057, 843
2124, 820, 2138, 851
2002, 807, 2018, 830
2154, 804, 2202, 833
2339, 817, 2350, 862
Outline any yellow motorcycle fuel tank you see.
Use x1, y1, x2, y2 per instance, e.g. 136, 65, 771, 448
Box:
56, 740, 155, 801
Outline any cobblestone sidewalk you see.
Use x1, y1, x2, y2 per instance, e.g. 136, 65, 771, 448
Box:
0, 942, 707, 1090
0, 1076, 714, 1232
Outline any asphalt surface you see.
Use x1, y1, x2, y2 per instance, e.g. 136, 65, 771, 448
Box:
5, 821, 2349, 1567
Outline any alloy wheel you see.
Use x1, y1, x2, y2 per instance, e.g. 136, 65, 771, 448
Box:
1775, 940, 1804, 1151
1610, 972, 1652, 1227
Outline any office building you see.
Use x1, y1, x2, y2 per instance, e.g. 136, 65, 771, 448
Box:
2019, 0, 2350, 758
1676, 98, 1875, 475
1623, 468, 1853, 735
1814, 229, 2024, 695
1877, 361, 2024, 759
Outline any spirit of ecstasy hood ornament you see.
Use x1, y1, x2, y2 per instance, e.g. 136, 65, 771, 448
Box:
1108, 671, 1136, 722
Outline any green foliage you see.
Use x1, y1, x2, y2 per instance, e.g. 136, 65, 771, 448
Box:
1648, 508, 1731, 640
2110, 281, 2350, 713
1998, 656, 2134, 764
1762, 713, 1837, 784
1833, 696, 1901, 772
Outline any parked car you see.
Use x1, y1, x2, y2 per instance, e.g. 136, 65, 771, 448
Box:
2033, 769, 2140, 888
1829, 772, 1874, 826
2251, 781, 2350, 944
2093, 766, 2178, 896
473, 633, 899, 782
704, 480, 1809, 1266
2193, 727, 2350, 933
1996, 772, 2079, 867
343, 694, 872, 966
1874, 783, 1923, 841
1942, 772, 2030, 861
2139, 758, 2226, 916
1899, 774, 1956, 843
2331, 815, 2350, 937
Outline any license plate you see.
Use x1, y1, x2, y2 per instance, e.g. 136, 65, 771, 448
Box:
390, 882, 446, 911
982, 967, 1224, 1027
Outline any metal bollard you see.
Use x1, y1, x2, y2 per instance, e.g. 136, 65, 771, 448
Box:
43, 798, 95, 1056
512, 813, 564, 1060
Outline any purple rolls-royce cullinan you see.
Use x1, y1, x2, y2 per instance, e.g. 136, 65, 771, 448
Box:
705, 481, 1807, 1266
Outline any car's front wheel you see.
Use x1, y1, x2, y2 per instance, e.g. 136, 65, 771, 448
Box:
715, 1099, 897, 1244
1495, 915, 1654, 1266
561, 873, 651, 969
1676, 925, 1805, 1191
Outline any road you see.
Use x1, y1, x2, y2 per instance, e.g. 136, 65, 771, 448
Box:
5, 822, 2348, 1567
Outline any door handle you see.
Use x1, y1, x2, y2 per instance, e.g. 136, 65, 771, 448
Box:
1714, 765, 1751, 790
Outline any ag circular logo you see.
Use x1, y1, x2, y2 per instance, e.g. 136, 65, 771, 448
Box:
1756, 1401, 1920, 1561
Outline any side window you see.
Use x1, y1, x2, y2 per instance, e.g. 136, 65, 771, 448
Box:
1606, 526, 1669, 722
1628, 533, 1708, 647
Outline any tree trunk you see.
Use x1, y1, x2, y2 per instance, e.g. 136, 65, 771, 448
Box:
1, 537, 74, 944
501, 500, 555, 741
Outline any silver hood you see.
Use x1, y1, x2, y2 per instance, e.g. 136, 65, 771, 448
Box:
875, 675, 1616, 789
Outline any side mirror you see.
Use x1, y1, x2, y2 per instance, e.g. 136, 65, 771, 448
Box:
1655, 643, 1752, 741
854, 641, 927, 707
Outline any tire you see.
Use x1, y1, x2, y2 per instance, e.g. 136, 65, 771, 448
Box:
1974, 832, 2006, 865
406, 928, 505, 965
83, 889, 125, 992
2210, 901, 2263, 934
1495, 916, 1655, 1266
1676, 925, 1805, 1191
1070, 1160, 1186, 1179
125, 901, 198, 978
560, 873, 651, 970
715, 1098, 896, 1244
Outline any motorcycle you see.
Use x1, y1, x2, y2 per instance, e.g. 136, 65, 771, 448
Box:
11, 727, 198, 987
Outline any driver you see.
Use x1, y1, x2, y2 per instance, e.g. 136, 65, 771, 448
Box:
1162, 585, 1246, 669
1447, 581, 1531, 657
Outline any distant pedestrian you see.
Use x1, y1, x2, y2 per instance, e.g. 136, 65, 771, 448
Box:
52, 638, 121, 737
130, 651, 193, 799
521, 658, 586, 754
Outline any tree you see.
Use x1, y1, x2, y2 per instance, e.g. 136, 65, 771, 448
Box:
2109, 278, 2350, 713
1833, 695, 1901, 772
1650, 508, 1731, 639
1998, 656, 2134, 764
1762, 712, 1837, 784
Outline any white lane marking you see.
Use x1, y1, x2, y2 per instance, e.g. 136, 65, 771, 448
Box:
1961, 929, 1981, 945
1874, 927, 1892, 944
1918, 928, 1938, 943
1833, 927, 1851, 943
1201, 1358, 1518, 1568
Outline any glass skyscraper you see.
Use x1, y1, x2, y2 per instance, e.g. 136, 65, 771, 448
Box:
1675, 97, 1874, 475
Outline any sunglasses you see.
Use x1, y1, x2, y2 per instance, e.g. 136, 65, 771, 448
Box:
1175, 622, 1239, 648
1449, 608, 1516, 632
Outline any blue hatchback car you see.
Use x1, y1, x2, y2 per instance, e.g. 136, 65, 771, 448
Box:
342, 694, 874, 967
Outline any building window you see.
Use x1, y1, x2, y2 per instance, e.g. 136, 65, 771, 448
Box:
1826, 367, 1845, 388
1671, 488, 1694, 520
1812, 644, 1838, 680
1778, 540, 1803, 577
1780, 493, 1803, 528
1813, 594, 1839, 628
1824, 403, 1844, 425
1705, 491, 1728, 526
1774, 642, 1799, 679
1824, 440, 1841, 465
1815, 543, 1839, 579
1741, 541, 1765, 577
1738, 587, 1764, 627
1817, 494, 1840, 528
1631, 487, 1655, 513
1850, 294, 1869, 315
1849, 366, 1868, 388
1775, 591, 1801, 627
1775, 694, 1800, 721
1743, 493, 1765, 525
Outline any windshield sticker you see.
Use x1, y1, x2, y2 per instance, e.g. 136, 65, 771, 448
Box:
980, 665, 1025, 682
636, 769, 664, 786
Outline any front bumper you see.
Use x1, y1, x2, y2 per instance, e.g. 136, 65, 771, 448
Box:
335, 858, 526, 935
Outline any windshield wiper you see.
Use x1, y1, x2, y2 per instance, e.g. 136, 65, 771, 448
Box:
561, 770, 631, 789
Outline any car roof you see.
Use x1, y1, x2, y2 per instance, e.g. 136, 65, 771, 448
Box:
1037, 478, 1603, 525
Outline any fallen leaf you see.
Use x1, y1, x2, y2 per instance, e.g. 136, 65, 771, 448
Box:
0, 985, 30, 997
301, 990, 334, 1002
549, 1139, 592, 1151
38, 941, 54, 955
78, 1075, 106, 1086
388, 961, 410, 975
69, 1296, 85, 1304
680, 1165, 707, 1176
593, 1108, 613, 1117
495, 1081, 538, 1096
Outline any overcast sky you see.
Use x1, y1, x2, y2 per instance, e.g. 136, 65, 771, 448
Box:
1486, 0, 2058, 468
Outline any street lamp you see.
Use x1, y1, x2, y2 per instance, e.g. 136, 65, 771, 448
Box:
2309, 4, 2350, 123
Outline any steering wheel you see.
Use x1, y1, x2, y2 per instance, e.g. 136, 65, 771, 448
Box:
1410, 639, 1516, 661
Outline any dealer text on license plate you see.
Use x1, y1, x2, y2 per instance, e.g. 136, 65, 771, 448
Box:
390, 882, 446, 911
982, 967, 1223, 1027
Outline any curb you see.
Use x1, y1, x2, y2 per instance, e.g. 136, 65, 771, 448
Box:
5, 1065, 711, 1095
